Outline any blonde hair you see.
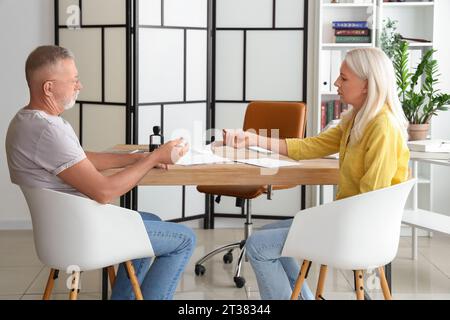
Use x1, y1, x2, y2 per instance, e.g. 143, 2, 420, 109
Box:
341, 48, 408, 143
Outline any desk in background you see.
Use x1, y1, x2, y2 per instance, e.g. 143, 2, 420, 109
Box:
404, 156, 450, 260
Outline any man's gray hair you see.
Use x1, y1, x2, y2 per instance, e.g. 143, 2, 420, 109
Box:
25, 45, 74, 85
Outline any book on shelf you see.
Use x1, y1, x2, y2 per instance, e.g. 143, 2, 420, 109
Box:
408, 140, 450, 153
332, 21, 369, 30
335, 36, 371, 43
410, 151, 450, 160
335, 29, 370, 36
400, 36, 431, 44
321, 100, 349, 130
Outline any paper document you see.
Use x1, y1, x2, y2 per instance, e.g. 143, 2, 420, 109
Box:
176, 147, 232, 166
236, 158, 300, 169
248, 146, 273, 154
325, 153, 339, 160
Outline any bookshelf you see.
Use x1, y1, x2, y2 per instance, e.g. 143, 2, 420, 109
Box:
311, 0, 377, 204
313, 0, 444, 256
315, 0, 376, 135
313, 0, 437, 137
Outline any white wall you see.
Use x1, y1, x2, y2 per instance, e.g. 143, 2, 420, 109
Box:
0, 0, 54, 229
431, 0, 450, 216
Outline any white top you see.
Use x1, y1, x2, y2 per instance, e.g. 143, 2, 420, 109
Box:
5, 107, 86, 196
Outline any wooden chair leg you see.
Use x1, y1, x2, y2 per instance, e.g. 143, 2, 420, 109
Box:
315, 265, 328, 300
354, 270, 364, 300
69, 271, 80, 300
291, 260, 311, 300
43, 269, 58, 300
378, 267, 392, 300
107, 266, 116, 288
125, 261, 143, 300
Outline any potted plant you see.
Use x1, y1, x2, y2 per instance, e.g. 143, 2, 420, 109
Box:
393, 41, 450, 140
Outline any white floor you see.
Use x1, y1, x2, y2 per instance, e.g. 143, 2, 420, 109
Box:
0, 221, 449, 300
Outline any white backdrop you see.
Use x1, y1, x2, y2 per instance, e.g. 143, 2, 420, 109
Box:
0, 0, 54, 229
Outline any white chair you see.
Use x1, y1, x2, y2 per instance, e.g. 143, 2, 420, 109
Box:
20, 186, 154, 300
281, 179, 416, 300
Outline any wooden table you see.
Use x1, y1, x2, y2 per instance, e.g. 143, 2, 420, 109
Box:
105, 145, 340, 187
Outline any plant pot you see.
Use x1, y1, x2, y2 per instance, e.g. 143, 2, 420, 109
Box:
408, 123, 430, 141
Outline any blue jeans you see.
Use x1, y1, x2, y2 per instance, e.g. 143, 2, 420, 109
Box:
245, 219, 314, 300
111, 212, 196, 300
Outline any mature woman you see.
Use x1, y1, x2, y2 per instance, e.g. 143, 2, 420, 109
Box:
223, 48, 410, 300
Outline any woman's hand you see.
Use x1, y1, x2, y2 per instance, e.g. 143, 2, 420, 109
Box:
222, 129, 258, 149
152, 138, 189, 166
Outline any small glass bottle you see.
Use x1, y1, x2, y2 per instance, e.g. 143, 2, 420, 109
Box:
149, 126, 164, 152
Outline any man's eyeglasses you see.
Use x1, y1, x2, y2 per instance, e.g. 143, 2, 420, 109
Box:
45, 79, 81, 86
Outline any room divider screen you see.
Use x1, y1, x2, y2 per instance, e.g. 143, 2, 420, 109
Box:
135, 0, 209, 222
55, 0, 308, 223
212, 0, 309, 221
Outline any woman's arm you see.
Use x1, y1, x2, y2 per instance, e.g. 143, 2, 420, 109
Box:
223, 126, 343, 161
223, 130, 289, 155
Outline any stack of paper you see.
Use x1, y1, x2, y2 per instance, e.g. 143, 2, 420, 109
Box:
176, 147, 233, 166
408, 140, 450, 160
408, 140, 450, 153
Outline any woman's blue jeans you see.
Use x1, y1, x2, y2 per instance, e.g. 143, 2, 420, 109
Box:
111, 212, 196, 300
245, 219, 314, 300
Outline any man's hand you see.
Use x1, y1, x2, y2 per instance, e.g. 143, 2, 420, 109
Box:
222, 129, 257, 149
153, 138, 190, 165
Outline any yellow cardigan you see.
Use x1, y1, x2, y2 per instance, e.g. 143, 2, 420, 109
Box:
286, 107, 410, 200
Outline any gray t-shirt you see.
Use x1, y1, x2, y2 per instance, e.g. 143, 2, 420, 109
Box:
5, 107, 86, 196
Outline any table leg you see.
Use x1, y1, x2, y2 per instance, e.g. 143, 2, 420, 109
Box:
102, 267, 108, 300
204, 194, 214, 230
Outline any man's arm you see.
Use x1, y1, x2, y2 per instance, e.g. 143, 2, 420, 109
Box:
85, 151, 146, 171
58, 139, 188, 204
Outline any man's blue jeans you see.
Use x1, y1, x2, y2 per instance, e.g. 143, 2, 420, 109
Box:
111, 212, 196, 300
245, 219, 314, 300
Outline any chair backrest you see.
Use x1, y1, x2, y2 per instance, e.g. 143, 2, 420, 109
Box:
197, 101, 307, 195
20, 186, 154, 272
243, 101, 307, 139
281, 179, 416, 270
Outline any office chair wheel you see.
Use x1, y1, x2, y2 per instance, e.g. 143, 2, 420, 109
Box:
234, 276, 246, 288
223, 251, 233, 264
195, 264, 206, 276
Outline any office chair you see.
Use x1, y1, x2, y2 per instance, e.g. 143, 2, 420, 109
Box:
20, 186, 154, 300
195, 101, 307, 288
282, 179, 416, 300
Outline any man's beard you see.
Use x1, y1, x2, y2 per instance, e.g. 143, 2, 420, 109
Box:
63, 91, 79, 110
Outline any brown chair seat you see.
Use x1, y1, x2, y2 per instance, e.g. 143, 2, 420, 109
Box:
197, 186, 266, 199
197, 185, 297, 200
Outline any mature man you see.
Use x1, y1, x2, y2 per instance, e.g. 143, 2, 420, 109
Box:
5, 45, 195, 300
